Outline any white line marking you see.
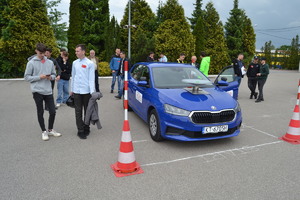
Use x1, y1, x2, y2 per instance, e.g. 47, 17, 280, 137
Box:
133, 140, 148, 143
243, 124, 278, 138
141, 141, 282, 167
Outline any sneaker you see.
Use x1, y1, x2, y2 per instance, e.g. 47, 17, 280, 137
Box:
56, 103, 61, 108
114, 95, 121, 99
42, 131, 49, 141
48, 129, 62, 137
110, 90, 113, 93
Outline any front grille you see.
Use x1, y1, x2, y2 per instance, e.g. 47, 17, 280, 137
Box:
190, 110, 235, 124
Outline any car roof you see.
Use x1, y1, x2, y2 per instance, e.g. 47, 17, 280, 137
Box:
135, 62, 193, 68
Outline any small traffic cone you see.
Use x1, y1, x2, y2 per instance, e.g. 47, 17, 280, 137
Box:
279, 104, 300, 144
111, 120, 144, 177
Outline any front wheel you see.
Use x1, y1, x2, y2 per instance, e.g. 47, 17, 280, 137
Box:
148, 109, 163, 142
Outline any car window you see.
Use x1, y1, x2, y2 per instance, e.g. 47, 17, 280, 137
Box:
131, 65, 145, 80
152, 67, 213, 88
216, 66, 235, 83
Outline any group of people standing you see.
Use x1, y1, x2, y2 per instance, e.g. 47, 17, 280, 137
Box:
25, 43, 101, 141
109, 48, 130, 99
233, 53, 269, 102
146, 51, 211, 76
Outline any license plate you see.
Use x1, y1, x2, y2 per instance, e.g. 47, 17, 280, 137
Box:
203, 125, 228, 134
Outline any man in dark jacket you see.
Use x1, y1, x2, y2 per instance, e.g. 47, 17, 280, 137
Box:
233, 53, 245, 86
255, 57, 269, 103
115, 51, 130, 99
246, 56, 260, 99
147, 52, 155, 62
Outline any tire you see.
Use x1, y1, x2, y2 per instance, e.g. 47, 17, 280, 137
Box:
148, 109, 163, 141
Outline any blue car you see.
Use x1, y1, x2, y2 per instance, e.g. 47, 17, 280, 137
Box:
127, 62, 242, 142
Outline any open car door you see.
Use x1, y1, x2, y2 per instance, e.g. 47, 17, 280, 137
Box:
214, 65, 239, 100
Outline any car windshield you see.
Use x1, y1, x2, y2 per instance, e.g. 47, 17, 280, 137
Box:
152, 67, 213, 89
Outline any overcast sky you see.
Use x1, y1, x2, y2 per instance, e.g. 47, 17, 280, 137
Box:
58, 0, 300, 49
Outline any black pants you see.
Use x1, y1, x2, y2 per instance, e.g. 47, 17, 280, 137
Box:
95, 70, 99, 92
74, 93, 91, 133
247, 77, 257, 95
33, 93, 56, 132
257, 79, 267, 100
45, 80, 55, 109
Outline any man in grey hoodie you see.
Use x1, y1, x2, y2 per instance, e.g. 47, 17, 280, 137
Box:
24, 43, 62, 141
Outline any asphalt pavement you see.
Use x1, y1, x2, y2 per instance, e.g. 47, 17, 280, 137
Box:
0, 70, 300, 200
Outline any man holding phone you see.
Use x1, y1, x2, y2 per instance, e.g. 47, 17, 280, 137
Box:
24, 43, 62, 141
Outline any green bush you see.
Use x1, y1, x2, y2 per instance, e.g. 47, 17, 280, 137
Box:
98, 62, 111, 76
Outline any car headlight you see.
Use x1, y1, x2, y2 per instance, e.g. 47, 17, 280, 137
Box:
164, 104, 190, 116
234, 102, 241, 113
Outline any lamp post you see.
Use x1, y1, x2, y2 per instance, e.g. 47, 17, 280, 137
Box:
128, 0, 131, 59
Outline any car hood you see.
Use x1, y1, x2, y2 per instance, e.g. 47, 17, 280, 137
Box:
156, 87, 237, 111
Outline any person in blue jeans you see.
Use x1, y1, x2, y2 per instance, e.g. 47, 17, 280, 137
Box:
56, 51, 72, 106
110, 48, 121, 93
115, 51, 130, 99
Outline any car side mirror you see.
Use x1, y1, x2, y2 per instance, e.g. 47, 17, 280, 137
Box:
138, 81, 148, 87
221, 77, 227, 81
217, 80, 229, 86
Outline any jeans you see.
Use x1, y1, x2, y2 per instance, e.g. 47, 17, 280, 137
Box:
33, 93, 56, 131
56, 79, 69, 103
95, 70, 99, 92
235, 76, 242, 86
118, 75, 124, 97
257, 79, 267, 100
74, 93, 91, 133
111, 71, 120, 92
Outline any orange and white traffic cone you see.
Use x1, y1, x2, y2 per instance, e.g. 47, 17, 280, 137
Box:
279, 81, 300, 144
111, 120, 144, 177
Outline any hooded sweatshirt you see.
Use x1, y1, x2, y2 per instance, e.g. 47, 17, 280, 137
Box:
24, 56, 56, 95
199, 56, 210, 76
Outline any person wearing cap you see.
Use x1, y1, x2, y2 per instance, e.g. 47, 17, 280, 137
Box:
246, 56, 260, 99
256, 57, 269, 103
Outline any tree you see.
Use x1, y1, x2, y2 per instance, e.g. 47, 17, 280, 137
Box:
188, 0, 203, 31
160, 0, 185, 22
193, 11, 205, 56
103, 16, 121, 61
202, 2, 230, 74
154, 0, 195, 62
287, 35, 300, 70
262, 41, 273, 67
120, 0, 156, 63
154, 19, 195, 62
242, 16, 256, 63
224, 0, 244, 60
44, 0, 68, 48
81, 0, 109, 57
156, 0, 163, 27
0, 0, 58, 78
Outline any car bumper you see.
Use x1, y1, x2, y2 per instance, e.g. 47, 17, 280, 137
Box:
160, 112, 242, 142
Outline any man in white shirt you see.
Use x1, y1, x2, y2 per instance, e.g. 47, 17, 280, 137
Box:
71, 44, 95, 139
